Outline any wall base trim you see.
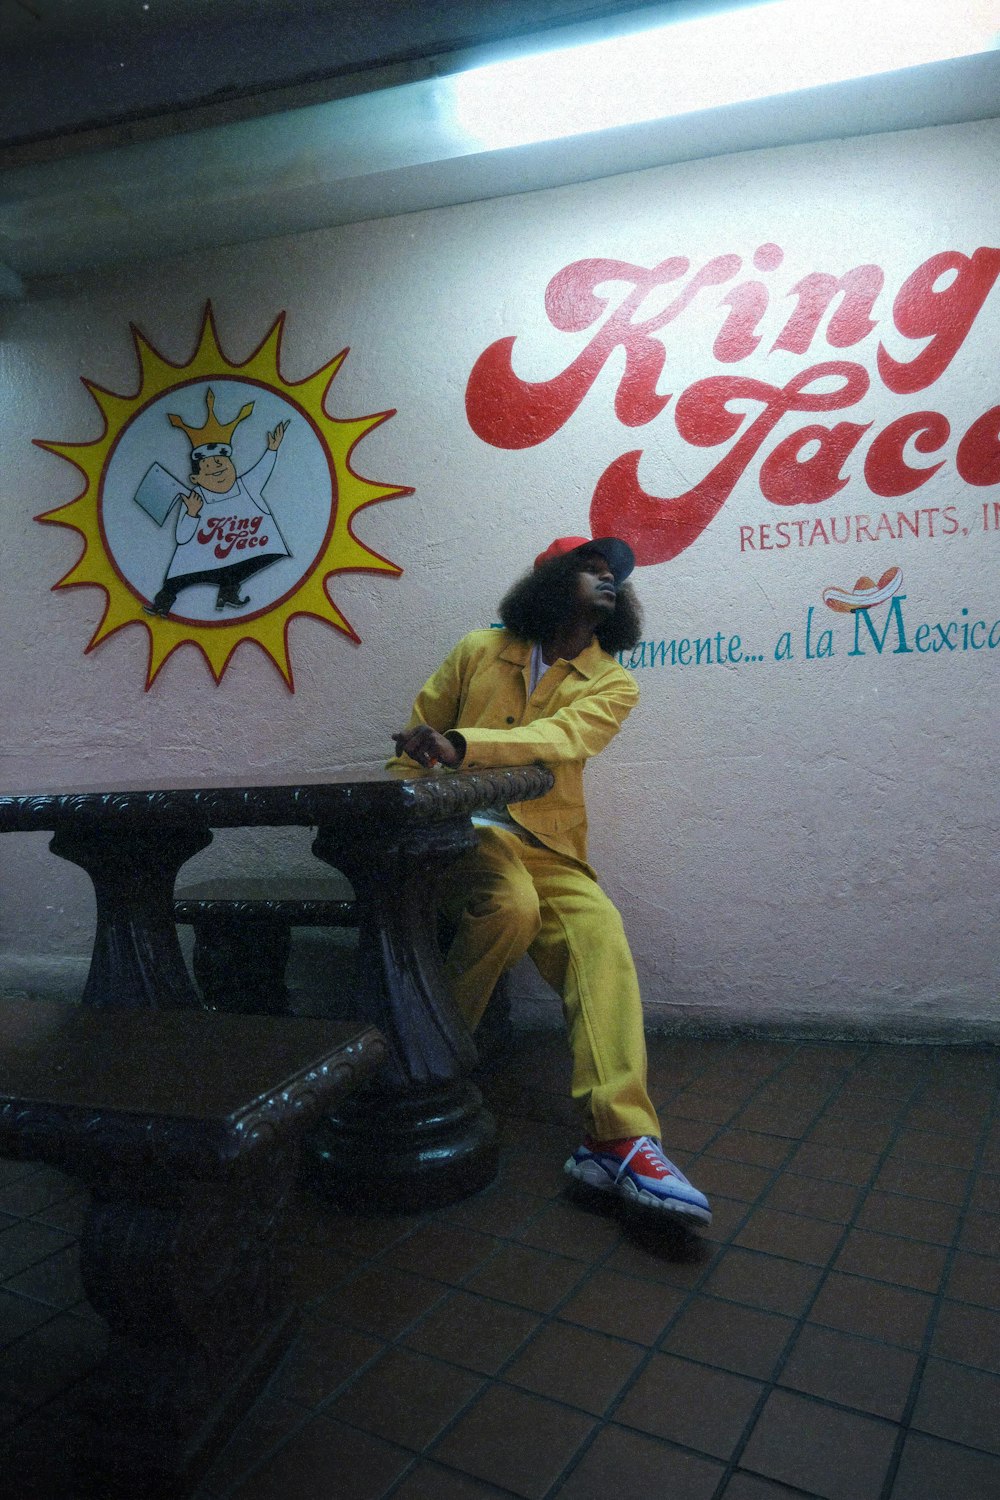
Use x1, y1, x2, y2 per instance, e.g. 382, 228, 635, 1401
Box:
2, 959, 997, 1047
511, 993, 1000, 1046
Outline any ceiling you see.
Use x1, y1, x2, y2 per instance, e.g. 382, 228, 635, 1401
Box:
1, 0, 997, 291
0, 0, 701, 156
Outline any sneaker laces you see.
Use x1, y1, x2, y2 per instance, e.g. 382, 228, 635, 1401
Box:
616, 1136, 689, 1185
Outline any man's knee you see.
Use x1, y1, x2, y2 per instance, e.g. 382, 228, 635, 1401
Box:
465, 881, 541, 947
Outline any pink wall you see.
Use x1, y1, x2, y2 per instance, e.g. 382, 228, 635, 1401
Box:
2, 117, 997, 1035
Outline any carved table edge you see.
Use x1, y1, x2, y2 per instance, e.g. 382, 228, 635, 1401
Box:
0, 1027, 386, 1182
174, 897, 358, 923
0, 766, 554, 831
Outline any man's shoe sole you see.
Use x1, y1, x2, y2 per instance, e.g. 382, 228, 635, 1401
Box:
565, 1159, 712, 1226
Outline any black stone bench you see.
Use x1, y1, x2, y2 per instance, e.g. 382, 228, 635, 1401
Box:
0, 998, 384, 1498
175, 873, 514, 1063
174, 874, 358, 1014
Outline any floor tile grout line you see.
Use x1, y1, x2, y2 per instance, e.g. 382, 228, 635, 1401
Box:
184, 1046, 1000, 1500
312, 1221, 992, 1384
3, 1039, 993, 1499
875, 1074, 1000, 1500
349, 1036, 797, 1500
534, 1037, 884, 1500
401, 1328, 970, 1441
719, 1193, 964, 1243
204, 1238, 473, 1498
696, 1044, 938, 1500
615, 1340, 907, 1427
536, 1038, 935, 1494
292, 1306, 641, 1499
207, 1175, 623, 1500
206, 1337, 420, 1500
381, 1451, 527, 1500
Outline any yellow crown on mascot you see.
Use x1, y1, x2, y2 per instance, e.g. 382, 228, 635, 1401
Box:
169, 387, 254, 460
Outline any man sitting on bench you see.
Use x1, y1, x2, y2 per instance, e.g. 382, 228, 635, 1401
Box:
391, 535, 711, 1228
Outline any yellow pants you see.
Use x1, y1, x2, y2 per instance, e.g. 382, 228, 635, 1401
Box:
439, 825, 661, 1142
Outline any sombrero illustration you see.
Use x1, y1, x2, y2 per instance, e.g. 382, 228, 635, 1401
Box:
822, 567, 902, 613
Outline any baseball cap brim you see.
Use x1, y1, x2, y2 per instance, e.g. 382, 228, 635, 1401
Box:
534, 535, 635, 586
586, 537, 635, 586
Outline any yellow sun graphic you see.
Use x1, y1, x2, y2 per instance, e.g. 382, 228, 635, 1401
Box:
36, 304, 412, 689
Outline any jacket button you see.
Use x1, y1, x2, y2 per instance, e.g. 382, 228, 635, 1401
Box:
506, 716, 515, 724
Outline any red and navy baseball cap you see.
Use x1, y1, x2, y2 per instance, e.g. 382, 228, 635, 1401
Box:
533, 536, 635, 587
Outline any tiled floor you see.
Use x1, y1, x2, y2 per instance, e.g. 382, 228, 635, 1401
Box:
1, 1031, 998, 1499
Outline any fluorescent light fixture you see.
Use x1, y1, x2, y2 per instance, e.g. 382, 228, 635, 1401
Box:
450, 0, 1000, 149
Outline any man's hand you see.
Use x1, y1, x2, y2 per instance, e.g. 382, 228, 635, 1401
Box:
392, 725, 463, 769
267, 420, 289, 451
181, 488, 203, 517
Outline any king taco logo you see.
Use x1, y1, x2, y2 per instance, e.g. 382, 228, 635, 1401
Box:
36, 304, 413, 689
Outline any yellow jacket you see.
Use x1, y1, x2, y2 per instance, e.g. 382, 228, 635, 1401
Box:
393, 628, 639, 868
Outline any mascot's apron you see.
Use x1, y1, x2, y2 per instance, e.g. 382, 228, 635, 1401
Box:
167, 477, 288, 581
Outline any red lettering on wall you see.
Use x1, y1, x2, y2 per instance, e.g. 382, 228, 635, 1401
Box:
760, 421, 871, 506
465, 242, 1000, 563
956, 406, 1000, 487
712, 243, 785, 362
877, 248, 1000, 394
465, 254, 740, 447
713, 282, 768, 363
590, 362, 870, 563
863, 411, 950, 497
772, 265, 884, 355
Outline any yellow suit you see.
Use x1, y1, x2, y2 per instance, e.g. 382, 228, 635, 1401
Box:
395, 628, 660, 1142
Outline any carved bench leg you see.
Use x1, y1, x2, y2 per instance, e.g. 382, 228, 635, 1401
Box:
190, 914, 293, 1015
72, 1148, 298, 1496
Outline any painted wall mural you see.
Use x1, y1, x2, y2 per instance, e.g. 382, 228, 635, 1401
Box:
5, 120, 997, 1032
466, 244, 1000, 561
605, 566, 1000, 676
465, 241, 999, 680
35, 305, 413, 689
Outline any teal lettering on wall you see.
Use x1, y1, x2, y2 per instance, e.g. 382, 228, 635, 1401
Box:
620, 595, 999, 672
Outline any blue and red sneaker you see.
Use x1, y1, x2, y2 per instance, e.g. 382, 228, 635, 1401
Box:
565, 1135, 712, 1225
